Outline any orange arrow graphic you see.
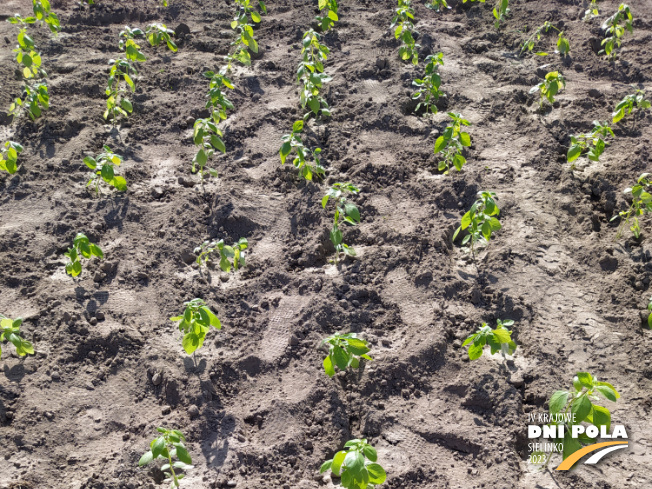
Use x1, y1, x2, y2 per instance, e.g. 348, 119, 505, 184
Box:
555, 441, 628, 471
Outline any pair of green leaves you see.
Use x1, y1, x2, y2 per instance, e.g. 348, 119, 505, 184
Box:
84, 145, 127, 194
323, 183, 360, 258
203, 70, 235, 122
12, 28, 44, 79
279, 120, 325, 181
9, 82, 49, 121
493, 0, 510, 29
600, 3, 633, 59
426, 0, 449, 12
234, 0, 266, 25
170, 299, 222, 355
612, 89, 650, 124
0, 141, 24, 174
547, 372, 620, 460
0, 315, 34, 359
9, 1, 60, 34
412, 52, 444, 115
316, 0, 339, 31
139, 428, 193, 488
392, 1, 419, 65
612, 173, 652, 239
192, 118, 225, 181
320, 439, 386, 489
462, 319, 516, 360
453, 191, 501, 255
529, 71, 565, 107
567, 121, 614, 163
434, 112, 472, 174
194, 238, 248, 272
321, 333, 372, 377
64, 232, 104, 277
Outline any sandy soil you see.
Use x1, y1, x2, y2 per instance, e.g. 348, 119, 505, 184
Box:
1, 0, 651, 488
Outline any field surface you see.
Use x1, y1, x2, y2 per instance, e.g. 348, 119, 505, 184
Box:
1, 0, 651, 488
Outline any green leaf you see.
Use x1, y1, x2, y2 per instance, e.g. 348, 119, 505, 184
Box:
562, 429, 582, 460
549, 391, 569, 414
320, 460, 332, 473
200, 306, 221, 329
576, 372, 593, 388
182, 332, 200, 355
468, 342, 483, 360
323, 355, 335, 377
434, 136, 446, 154
362, 445, 377, 462
346, 339, 369, 356
138, 451, 154, 466
112, 176, 127, 192
152, 437, 166, 459
589, 405, 611, 431
459, 132, 471, 147
567, 145, 582, 162
367, 463, 387, 484
176, 445, 192, 465
595, 385, 617, 402
332, 345, 349, 371
332, 451, 346, 476
344, 451, 364, 475
571, 395, 592, 422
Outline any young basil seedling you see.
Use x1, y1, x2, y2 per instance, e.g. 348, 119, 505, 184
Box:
462, 319, 516, 361
31, 0, 61, 34
145, 23, 178, 52
321, 333, 372, 377
9, 82, 49, 121
316, 0, 339, 31
119, 26, 147, 62
520, 22, 570, 57
539, 373, 619, 467
195, 238, 248, 272
611, 173, 652, 239
584, 0, 600, 21
391, 0, 420, 65
529, 71, 565, 108
192, 118, 225, 183
170, 299, 222, 355
84, 145, 127, 195
139, 427, 193, 488
279, 120, 325, 181
434, 112, 472, 174
105, 58, 137, 123
298, 29, 332, 119
322, 183, 360, 259
203, 69, 235, 122
0, 314, 34, 359
227, 0, 265, 67
612, 89, 650, 124
600, 4, 633, 60
646, 297, 652, 330
0, 141, 24, 174
412, 52, 444, 115
320, 439, 387, 489
567, 121, 614, 163
453, 191, 501, 256
64, 233, 104, 277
